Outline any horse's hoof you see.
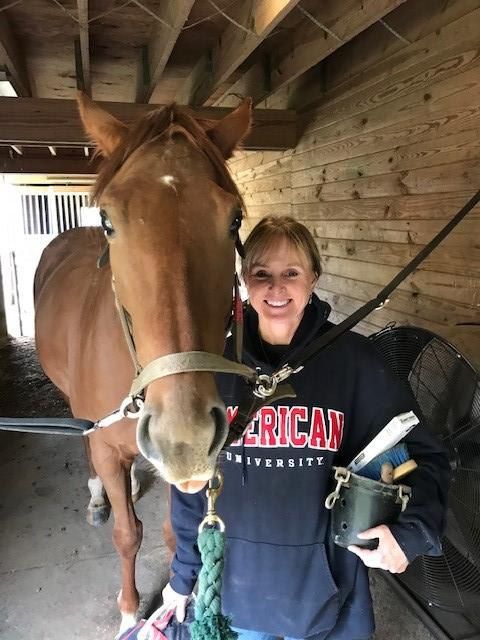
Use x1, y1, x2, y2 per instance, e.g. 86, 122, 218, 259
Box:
86, 504, 111, 526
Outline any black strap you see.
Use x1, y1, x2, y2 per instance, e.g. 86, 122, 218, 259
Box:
224, 187, 480, 445
225, 383, 296, 446
288, 188, 480, 370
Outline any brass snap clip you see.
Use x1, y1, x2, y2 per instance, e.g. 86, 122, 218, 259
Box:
199, 468, 225, 533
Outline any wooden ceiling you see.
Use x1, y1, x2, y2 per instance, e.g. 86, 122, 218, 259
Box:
0, 0, 407, 178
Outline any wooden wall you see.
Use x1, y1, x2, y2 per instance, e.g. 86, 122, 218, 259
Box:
0, 261, 7, 344
230, 0, 480, 337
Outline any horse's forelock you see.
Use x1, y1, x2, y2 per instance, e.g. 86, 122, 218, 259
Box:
91, 103, 244, 212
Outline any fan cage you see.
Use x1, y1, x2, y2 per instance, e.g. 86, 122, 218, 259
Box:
370, 326, 480, 618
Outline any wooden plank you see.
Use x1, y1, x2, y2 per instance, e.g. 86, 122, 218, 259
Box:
217, 0, 406, 107
303, 41, 480, 148
321, 3, 480, 114
316, 238, 480, 278
229, 150, 291, 178
136, 0, 195, 104
285, 1, 480, 112
295, 84, 480, 164
0, 11, 31, 96
317, 272, 480, 326
0, 154, 98, 174
312, 219, 480, 247
292, 193, 480, 221
0, 97, 297, 150
298, 59, 480, 155
243, 203, 293, 218
76, 0, 90, 96
294, 159, 480, 202
317, 287, 448, 333
321, 256, 480, 307
242, 187, 292, 207
239, 170, 291, 196
290, 128, 480, 180
179, 0, 301, 107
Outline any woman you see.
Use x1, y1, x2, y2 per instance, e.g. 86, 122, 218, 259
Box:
162, 216, 450, 640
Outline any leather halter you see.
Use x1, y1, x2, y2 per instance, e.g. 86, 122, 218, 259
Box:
94, 227, 268, 431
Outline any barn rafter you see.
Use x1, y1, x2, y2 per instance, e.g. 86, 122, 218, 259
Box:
0, 0, 437, 174
215, 0, 408, 107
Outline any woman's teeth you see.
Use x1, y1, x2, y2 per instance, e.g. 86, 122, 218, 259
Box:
266, 300, 289, 307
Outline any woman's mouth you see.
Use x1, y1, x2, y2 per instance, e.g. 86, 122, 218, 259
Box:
265, 299, 291, 308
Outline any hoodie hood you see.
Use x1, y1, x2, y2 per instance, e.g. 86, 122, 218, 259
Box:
242, 293, 332, 371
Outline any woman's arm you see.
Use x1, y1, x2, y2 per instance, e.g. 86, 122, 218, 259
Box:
170, 485, 206, 595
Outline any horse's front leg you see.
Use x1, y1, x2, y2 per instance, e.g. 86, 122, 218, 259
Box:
84, 436, 111, 526
93, 445, 143, 635
85, 435, 140, 526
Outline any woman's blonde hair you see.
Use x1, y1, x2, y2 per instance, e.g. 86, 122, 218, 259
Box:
242, 216, 322, 278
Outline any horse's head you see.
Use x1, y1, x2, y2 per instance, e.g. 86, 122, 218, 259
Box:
78, 94, 251, 491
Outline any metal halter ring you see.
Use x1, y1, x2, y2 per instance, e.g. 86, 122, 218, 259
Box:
253, 364, 303, 399
120, 395, 144, 418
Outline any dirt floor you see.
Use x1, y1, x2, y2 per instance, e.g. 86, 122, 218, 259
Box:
0, 338, 436, 640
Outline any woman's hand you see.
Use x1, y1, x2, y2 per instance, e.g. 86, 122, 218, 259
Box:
161, 583, 190, 622
347, 524, 409, 573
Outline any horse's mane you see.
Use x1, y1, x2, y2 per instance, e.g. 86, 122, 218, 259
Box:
92, 103, 244, 208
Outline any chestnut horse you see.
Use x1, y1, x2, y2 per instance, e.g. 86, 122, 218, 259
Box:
34, 94, 251, 634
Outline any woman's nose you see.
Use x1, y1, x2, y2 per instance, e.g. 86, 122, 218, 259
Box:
268, 277, 284, 289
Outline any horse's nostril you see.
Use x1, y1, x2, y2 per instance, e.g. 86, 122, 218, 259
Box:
136, 412, 157, 460
209, 406, 227, 455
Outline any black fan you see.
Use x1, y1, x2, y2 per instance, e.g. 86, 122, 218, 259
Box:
370, 325, 480, 629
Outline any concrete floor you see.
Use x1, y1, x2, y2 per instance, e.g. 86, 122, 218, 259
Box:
0, 339, 437, 640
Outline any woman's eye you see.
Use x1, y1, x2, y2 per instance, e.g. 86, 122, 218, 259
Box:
286, 270, 299, 277
100, 210, 115, 237
253, 270, 269, 279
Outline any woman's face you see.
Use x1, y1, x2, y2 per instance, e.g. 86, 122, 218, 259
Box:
244, 238, 317, 329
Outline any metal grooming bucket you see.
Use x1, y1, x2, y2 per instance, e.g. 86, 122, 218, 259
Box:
325, 467, 411, 550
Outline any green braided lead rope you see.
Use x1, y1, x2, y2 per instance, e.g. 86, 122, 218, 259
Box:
190, 527, 237, 640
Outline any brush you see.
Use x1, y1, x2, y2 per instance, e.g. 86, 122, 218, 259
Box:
356, 444, 417, 482
347, 411, 419, 474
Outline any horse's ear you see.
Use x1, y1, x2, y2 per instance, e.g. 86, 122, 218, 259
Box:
77, 91, 128, 157
207, 98, 252, 159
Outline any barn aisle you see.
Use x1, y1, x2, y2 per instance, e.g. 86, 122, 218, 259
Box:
0, 339, 435, 640
0, 338, 170, 640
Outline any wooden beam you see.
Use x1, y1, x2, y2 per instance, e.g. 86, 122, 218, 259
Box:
178, 0, 301, 107
0, 97, 297, 150
0, 11, 31, 97
76, 0, 90, 96
217, 0, 407, 107
0, 154, 99, 174
136, 0, 195, 104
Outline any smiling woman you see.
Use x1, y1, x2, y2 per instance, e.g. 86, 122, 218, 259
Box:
164, 215, 450, 640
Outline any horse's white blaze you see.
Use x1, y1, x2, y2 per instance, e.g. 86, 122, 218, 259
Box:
87, 475, 106, 508
159, 174, 178, 193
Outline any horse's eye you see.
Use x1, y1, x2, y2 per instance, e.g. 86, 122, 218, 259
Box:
100, 210, 115, 237
230, 208, 243, 236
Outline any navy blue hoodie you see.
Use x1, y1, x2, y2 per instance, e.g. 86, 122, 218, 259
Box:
170, 296, 450, 640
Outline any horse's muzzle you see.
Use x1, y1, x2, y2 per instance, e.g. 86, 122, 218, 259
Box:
136, 404, 228, 483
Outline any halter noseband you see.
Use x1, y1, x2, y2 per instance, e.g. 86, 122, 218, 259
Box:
92, 226, 279, 433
